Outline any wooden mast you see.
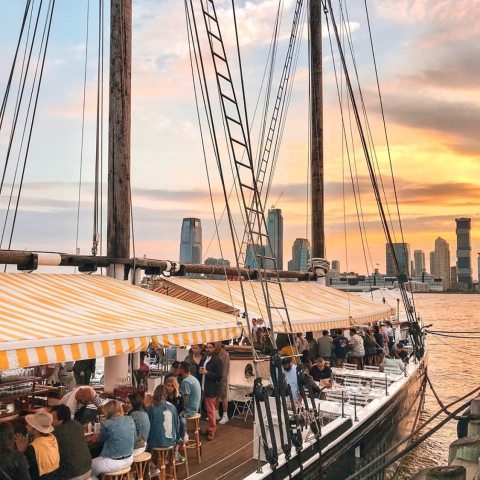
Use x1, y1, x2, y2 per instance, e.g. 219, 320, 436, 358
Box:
105, 0, 132, 392
310, 0, 324, 259
107, 0, 132, 275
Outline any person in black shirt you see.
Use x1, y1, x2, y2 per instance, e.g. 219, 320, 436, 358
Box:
51, 404, 92, 480
309, 357, 332, 384
0, 423, 31, 480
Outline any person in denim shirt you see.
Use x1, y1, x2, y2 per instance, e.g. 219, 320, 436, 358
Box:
146, 385, 181, 448
125, 392, 150, 456
91, 400, 135, 480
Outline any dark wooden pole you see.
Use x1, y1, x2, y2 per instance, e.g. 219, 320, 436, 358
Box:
107, 0, 132, 260
310, 0, 325, 258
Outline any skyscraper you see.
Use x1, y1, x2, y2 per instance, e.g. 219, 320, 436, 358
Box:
331, 260, 340, 272
386, 243, 410, 277
413, 250, 425, 277
456, 217, 472, 289
287, 238, 310, 272
431, 237, 450, 290
266, 208, 283, 270
245, 243, 265, 269
179, 218, 202, 264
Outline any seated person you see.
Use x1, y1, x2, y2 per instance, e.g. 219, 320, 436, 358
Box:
59, 386, 103, 423
309, 357, 332, 386
297, 363, 321, 398
51, 404, 92, 480
146, 385, 181, 449
310, 357, 332, 382
91, 400, 135, 480
124, 392, 150, 456
164, 360, 183, 384
389, 343, 409, 363
0, 423, 31, 480
179, 361, 201, 417
14, 410, 60, 480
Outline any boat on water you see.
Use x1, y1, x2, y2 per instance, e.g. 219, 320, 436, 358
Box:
0, 1, 427, 479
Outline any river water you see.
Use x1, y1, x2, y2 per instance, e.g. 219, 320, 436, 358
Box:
386, 293, 480, 479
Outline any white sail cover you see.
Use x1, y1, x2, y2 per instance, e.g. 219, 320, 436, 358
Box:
0, 274, 242, 370
156, 278, 395, 332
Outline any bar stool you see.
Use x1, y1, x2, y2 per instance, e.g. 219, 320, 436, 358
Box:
151, 446, 176, 480
173, 443, 189, 478
102, 466, 132, 480
132, 451, 151, 480
185, 413, 202, 464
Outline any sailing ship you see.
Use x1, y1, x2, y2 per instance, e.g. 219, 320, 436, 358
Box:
0, 1, 427, 479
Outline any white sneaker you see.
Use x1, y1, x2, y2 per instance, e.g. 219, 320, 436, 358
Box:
150, 467, 161, 478
219, 415, 229, 424
216, 412, 221, 420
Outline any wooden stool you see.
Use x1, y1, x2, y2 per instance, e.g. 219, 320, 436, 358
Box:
151, 446, 176, 480
102, 466, 132, 480
173, 443, 189, 478
132, 451, 152, 480
185, 413, 202, 464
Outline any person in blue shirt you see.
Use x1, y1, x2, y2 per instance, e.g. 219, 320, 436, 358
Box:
281, 357, 300, 400
125, 392, 150, 456
146, 385, 181, 449
91, 400, 135, 480
179, 361, 201, 417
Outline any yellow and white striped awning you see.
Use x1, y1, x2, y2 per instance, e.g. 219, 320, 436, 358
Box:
157, 278, 395, 333
0, 274, 242, 370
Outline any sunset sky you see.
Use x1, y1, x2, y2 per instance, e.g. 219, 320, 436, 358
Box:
0, 0, 478, 279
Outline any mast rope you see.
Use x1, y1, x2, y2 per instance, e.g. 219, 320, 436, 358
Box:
2, 0, 55, 254
75, 0, 90, 263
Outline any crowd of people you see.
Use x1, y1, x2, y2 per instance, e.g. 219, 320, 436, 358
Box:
0, 341, 232, 480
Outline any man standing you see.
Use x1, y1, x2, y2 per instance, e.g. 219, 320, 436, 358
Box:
214, 342, 230, 425
317, 330, 333, 361
348, 327, 365, 370
51, 405, 92, 480
179, 361, 201, 417
199, 343, 223, 440
72, 359, 96, 386
333, 329, 349, 367
280, 357, 299, 401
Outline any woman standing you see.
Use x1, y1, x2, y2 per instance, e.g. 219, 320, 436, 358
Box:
124, 392, 151, 456
186, 344, 205, 385
91, 400, 135, 480
0, 423, 31, 480
363, 329, 377, 366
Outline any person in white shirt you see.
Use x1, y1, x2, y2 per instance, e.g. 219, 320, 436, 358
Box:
347, 327, 365, 370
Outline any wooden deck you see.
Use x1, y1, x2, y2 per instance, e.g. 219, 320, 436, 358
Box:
185, 416, 264, 480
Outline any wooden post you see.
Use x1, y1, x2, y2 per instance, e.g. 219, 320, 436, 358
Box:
105, 0, 132, 393
107, 0, 132, 264
309, 0, 324, 259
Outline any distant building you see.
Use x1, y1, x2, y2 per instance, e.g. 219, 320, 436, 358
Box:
266, 208, 283, 270
450, 265, 457, 285
414, 250, 425, 277
431, 237, 450, 290
287, 238, 310, 272
478, 253, 480, 284
331, 260, 340, 272
179, 218, 202, 264
245, 243, 265, 269
456, 217, 472, 289
386, 243, 410, 277
204, 257, 231, 267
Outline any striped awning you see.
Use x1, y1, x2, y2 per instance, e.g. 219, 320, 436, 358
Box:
0, 274, 242, 370
157, 278, 395, 332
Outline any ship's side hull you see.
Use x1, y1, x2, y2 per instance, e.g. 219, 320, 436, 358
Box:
258, 358, 427, 480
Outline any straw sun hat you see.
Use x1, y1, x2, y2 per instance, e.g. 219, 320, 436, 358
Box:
25, 410, 54, 434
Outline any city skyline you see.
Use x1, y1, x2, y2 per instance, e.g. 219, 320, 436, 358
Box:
0, 2, 478, 277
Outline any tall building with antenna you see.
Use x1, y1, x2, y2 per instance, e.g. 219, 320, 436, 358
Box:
179, 218, 202, 264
